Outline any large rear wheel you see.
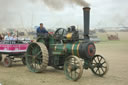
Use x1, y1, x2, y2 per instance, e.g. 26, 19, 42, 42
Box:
26, 42, 49, 73
64, 55, 83, 81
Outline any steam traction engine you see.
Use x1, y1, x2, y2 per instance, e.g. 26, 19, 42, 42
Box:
25, 7, 108, 81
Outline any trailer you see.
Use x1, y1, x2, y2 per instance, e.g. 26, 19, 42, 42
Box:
0, 40, 30, 67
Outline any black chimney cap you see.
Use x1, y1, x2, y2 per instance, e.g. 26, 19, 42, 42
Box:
83, 7, 90, 11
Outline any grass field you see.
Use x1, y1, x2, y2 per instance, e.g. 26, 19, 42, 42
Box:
0, 32, 128, 85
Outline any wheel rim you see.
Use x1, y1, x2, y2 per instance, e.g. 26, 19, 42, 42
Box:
64, 55, 83, 81
3, 57, 12, 67
91, 55, 108, 76
26, 42, 48, 73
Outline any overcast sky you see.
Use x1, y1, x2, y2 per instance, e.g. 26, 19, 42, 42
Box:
0, 0, 127, 29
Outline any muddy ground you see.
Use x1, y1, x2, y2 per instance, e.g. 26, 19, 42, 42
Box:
0, 32, 128, 85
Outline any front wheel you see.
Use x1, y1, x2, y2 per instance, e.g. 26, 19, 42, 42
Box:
90, 55, 109, 77
64, 55, 83, 81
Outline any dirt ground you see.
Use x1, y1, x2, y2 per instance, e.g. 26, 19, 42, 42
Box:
0, 32, 128, 85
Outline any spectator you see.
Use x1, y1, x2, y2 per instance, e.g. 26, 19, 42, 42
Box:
4, 32, 13, 40
12, 34, 17, 40
0, 34, 3, 41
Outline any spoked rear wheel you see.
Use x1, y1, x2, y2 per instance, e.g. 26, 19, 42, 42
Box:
91, 55, 109, 77
26, 42, 49, 73
64, 55, 83, 81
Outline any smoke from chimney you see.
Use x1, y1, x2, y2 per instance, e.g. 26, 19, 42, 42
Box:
34, 0, 90, 10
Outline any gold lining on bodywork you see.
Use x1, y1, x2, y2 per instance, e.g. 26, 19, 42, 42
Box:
72, 43, 75, 55
54, 45, 57, 51
77, 43, 81, 57
63, 44, 67, 52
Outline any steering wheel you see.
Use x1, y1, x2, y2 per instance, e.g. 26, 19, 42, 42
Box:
54, 28, 67, 40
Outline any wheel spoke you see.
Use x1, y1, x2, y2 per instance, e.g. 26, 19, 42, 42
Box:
94, 58, 98, 63
28, 59, 33, 63
97, 57, 100, 62
101, 67, 105, 73
35, 51, 42, 57
101, 61, 106, 65
102, 66, 107, 68
98, 69, 101, 74
92, 64, 97, 68
30, 45, 34, 50
99, 57, 103, 63
96, 67, 99, 73
34, 64, 37, 71
27, 55, 33, 57
30, 63, 34, 68
34, 61, 37, 69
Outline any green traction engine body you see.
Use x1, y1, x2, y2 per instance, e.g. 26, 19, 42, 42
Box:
25, 7, 109, 81
50, 41, 95, 67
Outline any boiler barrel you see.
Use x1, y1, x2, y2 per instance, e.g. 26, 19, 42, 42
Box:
51, 42, 96, 59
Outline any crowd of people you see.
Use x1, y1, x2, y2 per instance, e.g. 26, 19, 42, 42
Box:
0, 23, 48, 41
0, 32, 17, 41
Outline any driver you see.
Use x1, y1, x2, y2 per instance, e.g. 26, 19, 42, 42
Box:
37, 23, 49, 48
36, 23, 48, 35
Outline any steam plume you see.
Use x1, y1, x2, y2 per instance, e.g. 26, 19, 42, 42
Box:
35, 0, 90, 10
